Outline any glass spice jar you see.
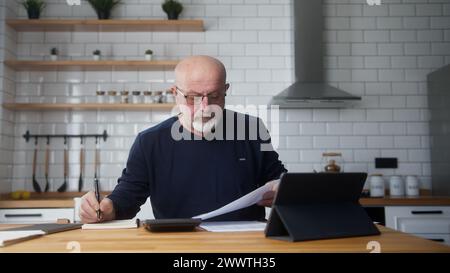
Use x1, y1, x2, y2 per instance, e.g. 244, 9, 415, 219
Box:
107, 90, 118, 104
153, 91, 163, 104
96, 90, 106, 104
143, 91, 153, 104
164, 90, 175, 103
322, 152, 344, 173
131, 91, 142, 104
120, 90, 129, 104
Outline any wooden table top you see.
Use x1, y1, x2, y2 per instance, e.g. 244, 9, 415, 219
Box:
0, 224, 449, 253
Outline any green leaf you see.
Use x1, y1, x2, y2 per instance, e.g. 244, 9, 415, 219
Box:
87, 0, 121, 13
21, 0, 46, 13
162, 0, 183, 14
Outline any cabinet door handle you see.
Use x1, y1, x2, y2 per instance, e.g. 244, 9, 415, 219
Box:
411, 210, 443, 215
429, 239, 445, 243
4, 214, 43, 218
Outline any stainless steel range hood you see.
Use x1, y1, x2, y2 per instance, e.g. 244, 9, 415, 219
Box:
270, 0, 361, 109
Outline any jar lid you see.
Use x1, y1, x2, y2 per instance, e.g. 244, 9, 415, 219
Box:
370, 173, 383, 176
132, 91, 141, 95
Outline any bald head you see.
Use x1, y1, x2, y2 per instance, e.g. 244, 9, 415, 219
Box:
175, 55, 227, 87
172, 56, 229, 136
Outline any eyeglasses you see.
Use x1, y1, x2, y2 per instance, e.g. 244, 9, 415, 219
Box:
176, 85, 228, 105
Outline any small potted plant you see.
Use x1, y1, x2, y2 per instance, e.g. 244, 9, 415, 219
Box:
162, 0, 183, 20
87, 0, 121, 20
145, 49, 153, 61
93, 49, 101, 61
50, 47, 58, 61
21, 0, 46, 19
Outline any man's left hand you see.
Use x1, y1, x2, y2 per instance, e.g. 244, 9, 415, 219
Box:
257, 180, 279, 207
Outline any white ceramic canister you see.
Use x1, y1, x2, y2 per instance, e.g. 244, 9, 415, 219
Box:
389, 175, 405, 197
406, 175, 420, 197
370, 174, 385, 198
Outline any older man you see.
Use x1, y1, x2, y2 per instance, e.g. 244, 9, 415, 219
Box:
80, 56, 286, 223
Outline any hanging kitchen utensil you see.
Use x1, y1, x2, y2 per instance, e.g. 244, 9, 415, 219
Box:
32, 137, 42, 193
78, 137, 84, 192
94, 137, 100, 190
44, 136, 50, 192
57, 137, 68, 192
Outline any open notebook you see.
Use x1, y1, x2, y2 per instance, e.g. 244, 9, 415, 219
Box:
82, 219, 139, 230
0, 230, 45, 247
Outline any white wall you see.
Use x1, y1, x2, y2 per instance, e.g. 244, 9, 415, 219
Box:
316, 0, 450, 189
0, 0, 17, 193
6, 0, 294, 192
0, 0, 449, 193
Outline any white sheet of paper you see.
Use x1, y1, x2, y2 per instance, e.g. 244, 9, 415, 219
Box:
82, 219, 138, 230
200, 221, 266, 232
193, 180, 278, 220
0, 230, 45, 247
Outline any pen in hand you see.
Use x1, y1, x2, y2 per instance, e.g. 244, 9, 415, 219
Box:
94, 177, 102, 221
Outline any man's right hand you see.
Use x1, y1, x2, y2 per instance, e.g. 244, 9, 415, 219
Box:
79, 191, 115, 224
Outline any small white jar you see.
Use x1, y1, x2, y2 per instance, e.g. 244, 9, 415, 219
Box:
164, 90, 175, 103
389, 175, 405, 197
107, 90, 118, 104
143, 91, 153, 104
153, 91, 163, 103
406, 175, 420, 197
131, 91, 142, 104
370, 174, 385, 198
96, 91, 106, 104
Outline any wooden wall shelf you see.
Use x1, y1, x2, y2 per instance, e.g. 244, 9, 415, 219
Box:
6, 19, 205, 32
3, 60, 179, 71
3, 103, 177, 111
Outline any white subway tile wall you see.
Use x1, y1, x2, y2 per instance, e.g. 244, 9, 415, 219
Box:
0, 0, 17, 193
0, 0, 448, 193
325, 0, 449, 190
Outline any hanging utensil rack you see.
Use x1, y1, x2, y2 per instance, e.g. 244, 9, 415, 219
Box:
22, 130, 108, 143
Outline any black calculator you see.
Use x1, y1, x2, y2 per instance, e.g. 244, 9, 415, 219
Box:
143, 218, 202, 232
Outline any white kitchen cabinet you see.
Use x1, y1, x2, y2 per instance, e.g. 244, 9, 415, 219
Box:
0, 208, 74, 224
412, 234, 450, 245
385, 206, 450, 246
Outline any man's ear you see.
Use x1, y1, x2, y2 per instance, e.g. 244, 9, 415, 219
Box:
224, 83, 230, 95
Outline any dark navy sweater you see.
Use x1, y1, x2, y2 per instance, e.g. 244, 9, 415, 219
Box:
108, 110, 286, 221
